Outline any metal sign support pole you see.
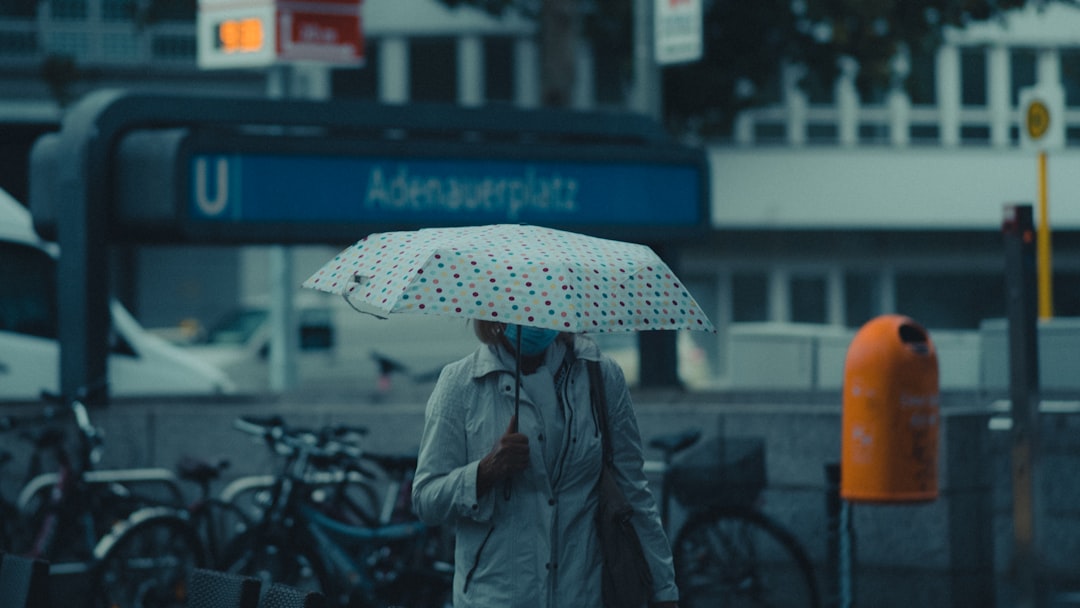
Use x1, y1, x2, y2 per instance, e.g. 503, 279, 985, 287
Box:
1003, 203, 1042, 608
1036, 151, 1053, 319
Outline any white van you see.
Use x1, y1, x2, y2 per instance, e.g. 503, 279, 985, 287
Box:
0, 188, 236, 401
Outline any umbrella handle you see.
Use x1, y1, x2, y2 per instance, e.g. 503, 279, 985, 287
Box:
505, 325, 522, 499
512, 326, 522, 432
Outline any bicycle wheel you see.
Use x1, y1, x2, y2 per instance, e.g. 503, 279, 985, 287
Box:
218, 526, 328, 598
673, 505, 820, 608
368, 528, 454, 608
189, 498, 253, 567
94, 507, 205, 608
0, 496, 19, 552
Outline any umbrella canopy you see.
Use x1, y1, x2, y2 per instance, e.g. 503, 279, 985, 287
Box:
302, 224, 714, 334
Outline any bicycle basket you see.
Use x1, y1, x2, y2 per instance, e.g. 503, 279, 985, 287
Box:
667, 436, 766, 508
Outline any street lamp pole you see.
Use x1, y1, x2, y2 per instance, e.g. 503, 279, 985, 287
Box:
632, 0, 662, 120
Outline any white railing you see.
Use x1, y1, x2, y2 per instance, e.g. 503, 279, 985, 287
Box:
733, 99, 1080, 149
732, 38, 1080, 149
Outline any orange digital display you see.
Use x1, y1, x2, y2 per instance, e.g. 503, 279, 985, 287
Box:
215, 17, 265, 54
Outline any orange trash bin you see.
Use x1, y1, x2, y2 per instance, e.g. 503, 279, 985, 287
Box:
840, 314, 939, 503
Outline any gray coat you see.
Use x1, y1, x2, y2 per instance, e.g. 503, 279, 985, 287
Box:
412, 336, 678, 607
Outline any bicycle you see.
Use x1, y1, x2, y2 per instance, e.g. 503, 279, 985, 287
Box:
0, 445, 21, 550
173, 455, 254, 567
217, 415, 452, 608
0, 383, 206, 608
646, 428, 821, 608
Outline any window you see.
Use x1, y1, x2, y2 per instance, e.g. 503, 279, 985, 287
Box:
895, 273, 1005, 329
1010, 48, 1037, 106
484, 37, 514, 103
732, 273, 768, 322
961, 47, 986, 106
0, 31, 36, 58
0, 242, 58, 339
410, 37, 456, 103
0, 0, 37, 17
50, 0, 87, 20
151, 34, 195, 61
332, 42, 378, 100
103, 0, 133, 22
844, 272, 878, 328
790, 276, 826, 324
1053, 272, 1080, 317
1062, 49, 1080, 107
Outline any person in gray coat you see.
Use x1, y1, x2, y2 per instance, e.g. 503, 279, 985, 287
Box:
412, 320, 679, 607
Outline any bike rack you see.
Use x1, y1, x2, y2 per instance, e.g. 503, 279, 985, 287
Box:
219, 471, 377, 503
16, 467, 185, 511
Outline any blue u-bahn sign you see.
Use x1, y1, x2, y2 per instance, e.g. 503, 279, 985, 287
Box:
33, 91, 709, 246
188, 150, 703, 229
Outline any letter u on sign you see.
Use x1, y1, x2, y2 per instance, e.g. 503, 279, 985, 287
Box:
193, 156, 230, 218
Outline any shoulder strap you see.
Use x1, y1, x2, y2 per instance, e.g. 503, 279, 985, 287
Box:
587, 360, 612, 465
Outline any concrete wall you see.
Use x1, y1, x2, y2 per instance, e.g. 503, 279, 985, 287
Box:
4, 393, 1076, 607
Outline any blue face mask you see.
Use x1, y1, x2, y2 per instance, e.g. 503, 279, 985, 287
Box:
505, 324, 559, 356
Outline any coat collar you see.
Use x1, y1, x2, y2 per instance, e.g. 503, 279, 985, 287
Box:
467, 334, 604, 380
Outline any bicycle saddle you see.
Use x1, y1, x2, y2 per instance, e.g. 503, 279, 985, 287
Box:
648, 429, 702, 456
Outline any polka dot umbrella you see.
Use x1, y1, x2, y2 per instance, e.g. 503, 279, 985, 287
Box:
302, 224, 715, 334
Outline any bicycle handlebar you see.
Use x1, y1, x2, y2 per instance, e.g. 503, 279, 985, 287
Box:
233, 415, 367, 466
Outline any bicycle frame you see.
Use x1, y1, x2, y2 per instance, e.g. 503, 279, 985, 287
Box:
223, 416, 451, 607
301, 502, 430, 591
647, 429, 821, 608
9, 392, 182, 564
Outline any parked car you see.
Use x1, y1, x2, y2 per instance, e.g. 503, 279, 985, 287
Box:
162, 295, 479, 397
0, 188, 236, 401
176, 294, 333, 355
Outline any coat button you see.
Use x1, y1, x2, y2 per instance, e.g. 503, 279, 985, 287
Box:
538, 433, 545, 442
548, 498, 555, 506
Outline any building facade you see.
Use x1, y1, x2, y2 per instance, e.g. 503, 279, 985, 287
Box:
3, 0, 1080, 390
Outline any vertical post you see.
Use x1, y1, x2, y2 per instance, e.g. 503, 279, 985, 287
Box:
1002, 203, 1042, 608
263, 65, 314, 393
835, 57, 859, 147
49, 96, 117, 405
57, 137, 111, 405
513, 37, 540, 108
378, 36, 409, 104
631, 0, 661, 119
268, 246, 298, 392
783, 64, 807, 146
825, 463, 854, 608
1036, 152, 1053, 319
457, 34, 483, 107
987, 44, 1011, 148
936, 44, 961, 147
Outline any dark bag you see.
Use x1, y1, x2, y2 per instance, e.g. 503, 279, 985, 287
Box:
588, 360, 654, 608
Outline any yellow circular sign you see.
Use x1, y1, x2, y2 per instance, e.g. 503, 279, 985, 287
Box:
1027, 100, 1050, 140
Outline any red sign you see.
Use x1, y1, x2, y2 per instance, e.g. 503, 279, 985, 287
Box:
276, 0, 364, 64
